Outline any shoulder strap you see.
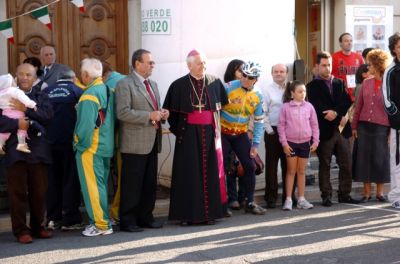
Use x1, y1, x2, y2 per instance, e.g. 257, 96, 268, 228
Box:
95, 85, 111, 129
104, 84, 110, 111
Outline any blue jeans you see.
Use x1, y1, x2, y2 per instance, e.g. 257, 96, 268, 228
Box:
222, 133, 256, 203
227, 172, 245, 204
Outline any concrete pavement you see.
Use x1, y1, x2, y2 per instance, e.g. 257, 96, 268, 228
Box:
1, 201, 400, 263
0, 158, 395, 263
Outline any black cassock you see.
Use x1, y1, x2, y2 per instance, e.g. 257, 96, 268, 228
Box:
163, 74, 228, 222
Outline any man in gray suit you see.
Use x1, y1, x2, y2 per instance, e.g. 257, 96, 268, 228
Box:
115, 49, 169, 232
40, 45, 71, 90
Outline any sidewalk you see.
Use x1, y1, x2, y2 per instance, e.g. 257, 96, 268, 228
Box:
0, 159, 390, 232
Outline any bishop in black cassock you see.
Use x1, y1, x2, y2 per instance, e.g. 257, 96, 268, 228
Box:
163, 50, 228, 224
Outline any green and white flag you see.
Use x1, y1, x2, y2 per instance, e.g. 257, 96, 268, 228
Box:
0, 20, 14, 44
31, 6, 52, 30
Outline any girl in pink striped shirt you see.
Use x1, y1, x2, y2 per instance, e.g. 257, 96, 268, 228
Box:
278, 81, 319, 211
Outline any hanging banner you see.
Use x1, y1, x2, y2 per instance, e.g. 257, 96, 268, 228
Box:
0, 20, 14, 44
70, 0, 85, 13
0, 0, 86, 44
346, 5, 393, 52
31, 6, 52, 30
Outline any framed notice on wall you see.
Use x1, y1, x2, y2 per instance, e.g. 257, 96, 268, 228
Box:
345, 5, 393, 52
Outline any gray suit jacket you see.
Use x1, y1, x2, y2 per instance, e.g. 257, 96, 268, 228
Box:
115, 72, 162, 155
40, 63, 71, 89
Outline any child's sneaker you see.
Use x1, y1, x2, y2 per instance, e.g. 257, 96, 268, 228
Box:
282, 199, 293, 211
16, 143, 31, 153
297, 199, 314, 209
82, 224, 113, 237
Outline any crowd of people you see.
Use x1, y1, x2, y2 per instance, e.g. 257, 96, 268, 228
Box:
1, 31, 400, 244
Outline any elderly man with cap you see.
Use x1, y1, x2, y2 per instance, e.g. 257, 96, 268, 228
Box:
43, 69, 83, 231
163, 50, 228, 225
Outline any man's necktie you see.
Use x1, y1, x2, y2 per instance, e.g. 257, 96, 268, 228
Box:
44, 67, 48, 76
144, 80, 158, 110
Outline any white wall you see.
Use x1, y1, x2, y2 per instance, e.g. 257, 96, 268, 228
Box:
129, 0, 296, 186
128, 0, 142, 62
140, 0, 296, 102
0, 0, 8, 74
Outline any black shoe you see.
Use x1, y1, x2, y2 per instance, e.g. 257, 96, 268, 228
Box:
360, 196, 372, 203
229, 201, 241, 210
120, 225, 144, 232
376, 195, 387, 202
207, 220, 216, 225
138, 221, 163, 229
338, 196, 360, 204
322, 197, 333, 207
224, 208, 233, 217
265, 201, 276, 209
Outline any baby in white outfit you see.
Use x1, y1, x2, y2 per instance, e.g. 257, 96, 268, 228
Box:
0, 74, 37, 154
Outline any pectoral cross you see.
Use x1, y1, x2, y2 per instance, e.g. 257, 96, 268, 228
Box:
192, 103, 205, 113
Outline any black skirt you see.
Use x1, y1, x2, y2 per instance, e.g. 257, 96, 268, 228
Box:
353, 121, 390, 183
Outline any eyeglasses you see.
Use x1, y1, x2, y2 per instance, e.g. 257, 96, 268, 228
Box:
242, 72, 256, 80
140, 61, 156, 66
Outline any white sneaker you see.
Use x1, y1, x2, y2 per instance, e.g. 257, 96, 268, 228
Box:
282, 199, 293, 211
297, 199, 314, 209
16, 143, 31, 153
82, 224, 113, 237
392, 201, 400, 209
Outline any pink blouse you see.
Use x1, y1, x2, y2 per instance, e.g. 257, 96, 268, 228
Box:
351, 77, 389, 130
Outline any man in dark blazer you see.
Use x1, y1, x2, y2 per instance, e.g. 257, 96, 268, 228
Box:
39, 45, 71, 90
307, 51, 359, 207
115, 49, 169, 232
5, 63, 54, 243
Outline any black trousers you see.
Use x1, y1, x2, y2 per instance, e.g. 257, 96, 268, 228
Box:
264, 129, 296, 204
119, 141, 157, 227
7, 162, 48, 236
316, 130, 352, 199
46, 145, 82, 226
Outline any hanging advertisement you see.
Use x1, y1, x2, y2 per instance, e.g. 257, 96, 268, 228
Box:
345, 5, 393, 52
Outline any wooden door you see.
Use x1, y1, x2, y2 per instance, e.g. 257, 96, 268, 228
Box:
6, 0, 129, 76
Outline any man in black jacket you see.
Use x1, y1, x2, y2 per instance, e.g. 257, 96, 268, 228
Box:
43, 69, 83, 230
4, 63, 54, 244
307, 51, 359, 206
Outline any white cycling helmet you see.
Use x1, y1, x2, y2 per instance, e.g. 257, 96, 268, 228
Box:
241, 61, 262, 78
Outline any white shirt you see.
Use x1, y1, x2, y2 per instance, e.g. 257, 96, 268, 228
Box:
262, 81, 285, 134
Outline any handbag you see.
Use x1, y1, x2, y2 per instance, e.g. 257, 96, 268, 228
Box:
254, 153, 265, 175
236, 153, 264, 176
